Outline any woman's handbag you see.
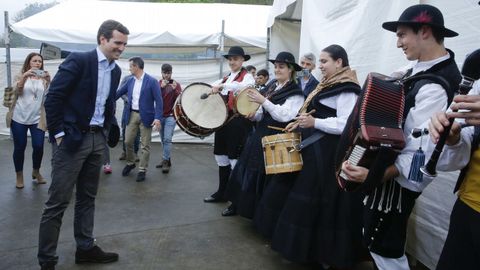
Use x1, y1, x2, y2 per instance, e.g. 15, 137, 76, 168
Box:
4, 87, 18, 128
3, 86, 15, 108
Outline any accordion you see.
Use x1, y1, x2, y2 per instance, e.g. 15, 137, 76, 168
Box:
337, 72, 406, 192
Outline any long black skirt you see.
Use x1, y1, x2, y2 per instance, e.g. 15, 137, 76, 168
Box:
225, 130, 266, 219
270, 134, 366, 268
253, 171, 297, 238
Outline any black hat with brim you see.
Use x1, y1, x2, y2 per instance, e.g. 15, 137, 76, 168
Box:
223, 46, 251, 61
107, 123, 120, 148
268, 51, 302, 71
382, 4, 458, 37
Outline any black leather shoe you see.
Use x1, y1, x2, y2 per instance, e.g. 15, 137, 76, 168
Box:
40, 262, 55, 270
221, 205, 237, 216
121, 164, 135, 176
75, 245, 118, 264
155, 161, 164, 168
136, 171, 146, 182
203, 196, 226, 203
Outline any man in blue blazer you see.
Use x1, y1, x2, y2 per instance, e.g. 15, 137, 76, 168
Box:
297, 52, 320, 97
116, 56, 163, 182
38, 20, 129, 270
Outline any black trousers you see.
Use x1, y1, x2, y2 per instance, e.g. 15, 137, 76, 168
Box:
436, 198, 480, 270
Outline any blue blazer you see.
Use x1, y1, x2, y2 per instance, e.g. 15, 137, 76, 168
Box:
297, 75, 320, 97
115, 73, 163, 127
44, 49, 120, 151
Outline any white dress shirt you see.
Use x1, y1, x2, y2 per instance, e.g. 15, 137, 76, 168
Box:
212, 69, 255, 95
252, 81, 304, 123
313, 91, 358, 135
393, 53, 453, 192
131, 72, 145, 111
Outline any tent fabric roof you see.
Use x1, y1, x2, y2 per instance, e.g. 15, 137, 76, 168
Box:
11, 0, 270, 48
267, 0, 301, 27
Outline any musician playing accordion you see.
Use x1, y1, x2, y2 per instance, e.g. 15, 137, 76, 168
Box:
339, 4, 461, 270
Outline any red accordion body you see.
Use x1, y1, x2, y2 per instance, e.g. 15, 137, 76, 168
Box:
338, 72, 406, 191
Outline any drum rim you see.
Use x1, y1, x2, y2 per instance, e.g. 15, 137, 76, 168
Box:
181, 82, 228, 129
235, 86, 260, 116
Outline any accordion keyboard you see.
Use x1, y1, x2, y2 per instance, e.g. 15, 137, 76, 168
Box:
339, 144, 367, 180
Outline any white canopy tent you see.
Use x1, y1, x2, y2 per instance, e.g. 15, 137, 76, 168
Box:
269, 0, 480, 83
267, 0, 302, 61
3, 0, 271, 143
10, 0, 270, 48
268, 0, 480, 268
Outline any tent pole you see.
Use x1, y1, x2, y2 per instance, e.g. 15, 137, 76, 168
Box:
4, 11, 12, 88
266, 27, 271, 73
219, 19, 225, 79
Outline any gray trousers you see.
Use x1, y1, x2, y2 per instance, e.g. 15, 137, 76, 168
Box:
38, 131, 105, 265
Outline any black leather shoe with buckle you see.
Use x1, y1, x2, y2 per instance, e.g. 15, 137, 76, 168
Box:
221, 204, 237, 216
75, 245, 118, 264
203, 196, 226, 203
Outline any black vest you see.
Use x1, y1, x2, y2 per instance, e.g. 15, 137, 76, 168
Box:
307, 82, 360, 120
257, 80, 303, 134
402, 49, 462, 124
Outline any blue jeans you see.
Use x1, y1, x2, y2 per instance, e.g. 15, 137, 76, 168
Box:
11, 120, 45, 172
160, 116, 176, 160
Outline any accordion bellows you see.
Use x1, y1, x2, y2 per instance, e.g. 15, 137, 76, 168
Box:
338, 72, 406, 191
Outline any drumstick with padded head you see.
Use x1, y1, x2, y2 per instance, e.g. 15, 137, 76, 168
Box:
268, 109, 317, 132
200, 92, 214, 99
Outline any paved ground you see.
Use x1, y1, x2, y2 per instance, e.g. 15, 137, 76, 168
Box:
0, 136, 416, 270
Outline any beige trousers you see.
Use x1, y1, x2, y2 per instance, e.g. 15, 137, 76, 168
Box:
125, 111, 152, 172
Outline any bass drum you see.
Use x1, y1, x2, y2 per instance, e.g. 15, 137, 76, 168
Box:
173, 82, 228, 138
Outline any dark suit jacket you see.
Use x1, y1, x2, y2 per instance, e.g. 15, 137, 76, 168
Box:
44, 49, 121, 151
115, 73, 163, 127
297, 75, 319, 97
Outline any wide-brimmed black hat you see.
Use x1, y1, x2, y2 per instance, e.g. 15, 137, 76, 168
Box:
268, 51, 302, 71
223, 46, 250, 61
382, 4, 458, 37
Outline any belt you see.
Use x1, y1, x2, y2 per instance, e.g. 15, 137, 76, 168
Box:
131, 109, 139, 113
84, 125, 103, 133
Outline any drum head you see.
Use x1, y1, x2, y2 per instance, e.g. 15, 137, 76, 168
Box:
236, 87, 260, 116
180, 82, 227, 129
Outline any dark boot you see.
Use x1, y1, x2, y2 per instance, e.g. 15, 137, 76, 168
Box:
203, 165, 231, 203
40, 262, 55, 270
161, 159, 171, 174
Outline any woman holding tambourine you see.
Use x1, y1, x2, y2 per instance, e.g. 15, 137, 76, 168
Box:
222, 51, 304, 218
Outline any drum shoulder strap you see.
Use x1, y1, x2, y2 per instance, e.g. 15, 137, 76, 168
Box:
298, 131, 325, 150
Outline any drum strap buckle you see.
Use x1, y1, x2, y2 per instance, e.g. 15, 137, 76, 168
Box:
294, 131, 325, 151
